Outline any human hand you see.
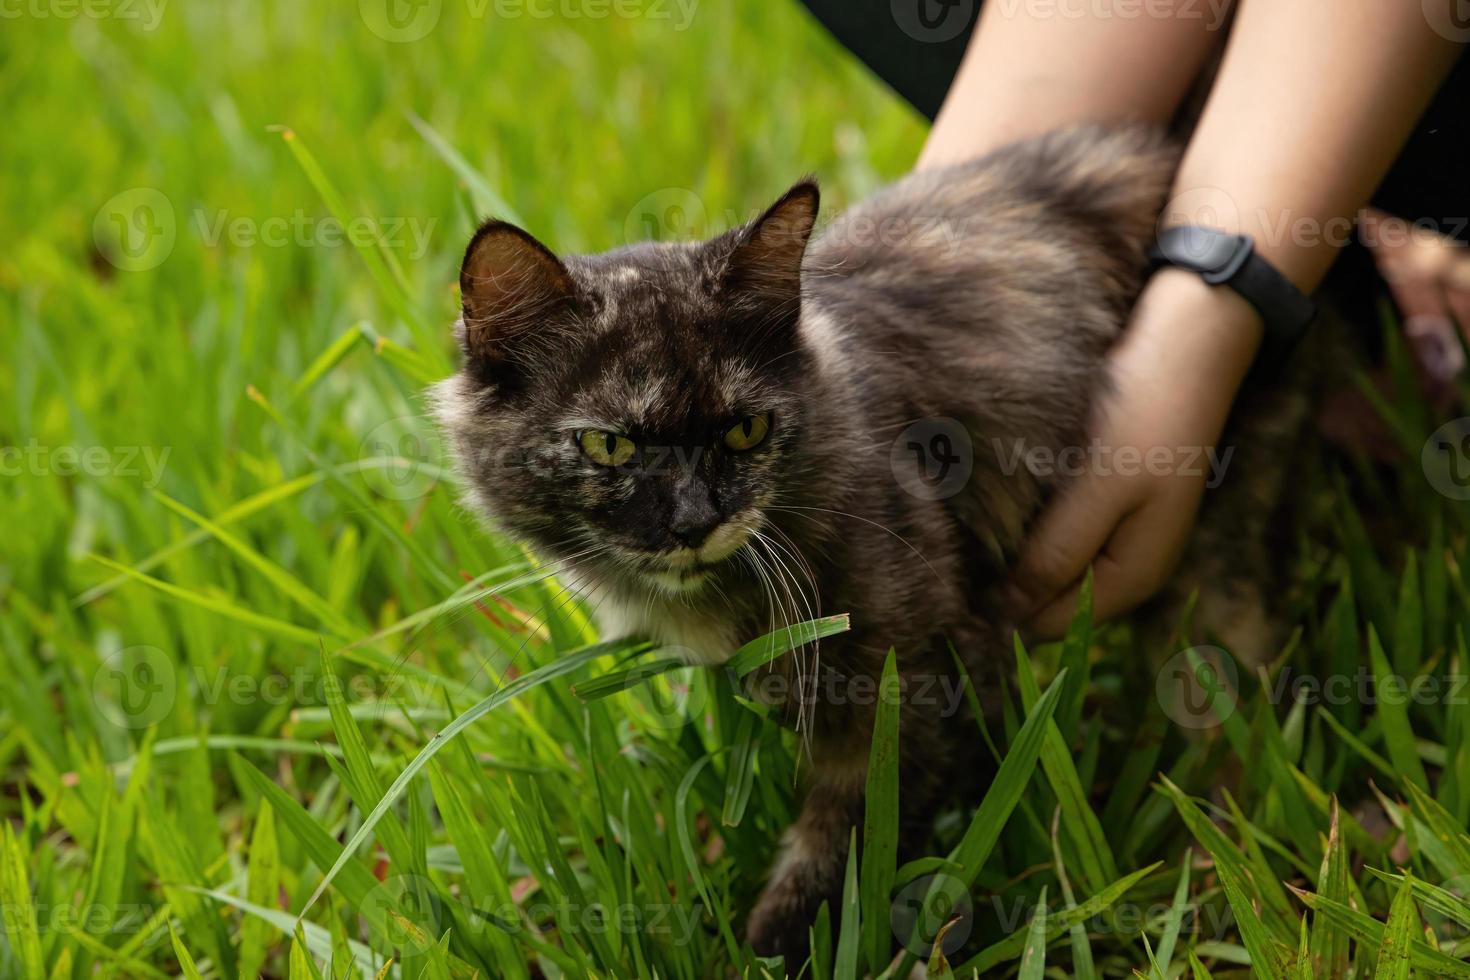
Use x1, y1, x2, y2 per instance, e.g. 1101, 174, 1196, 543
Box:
1363, 207, 1470, 395
1006, 268, 1264, 639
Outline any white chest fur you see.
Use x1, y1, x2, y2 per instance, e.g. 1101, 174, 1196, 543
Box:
593, 590, 742, 667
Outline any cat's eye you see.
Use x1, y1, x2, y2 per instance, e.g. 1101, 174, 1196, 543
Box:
723, 413, 771, 452
578, 430, 636, 467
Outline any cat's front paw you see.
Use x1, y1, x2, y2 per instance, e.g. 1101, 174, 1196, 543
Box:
746, 882, 815, 964
746, 846, 840, 964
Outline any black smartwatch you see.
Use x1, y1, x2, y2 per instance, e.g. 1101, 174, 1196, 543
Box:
1148, 226, 1316, 369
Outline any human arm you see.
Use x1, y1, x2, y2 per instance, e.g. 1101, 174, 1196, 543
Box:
1001, 0, 1464, 636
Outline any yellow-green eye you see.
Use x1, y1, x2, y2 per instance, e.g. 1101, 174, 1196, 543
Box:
723, 413, 771, 451
579, 430, 636, 467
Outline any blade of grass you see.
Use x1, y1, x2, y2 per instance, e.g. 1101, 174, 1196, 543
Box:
1289, 887, 1470, 978
1310, 798, 1351, 978
295, 640, 617, 923
239, 798, 281, 980
725, 614, 852, 676
1157, 777, 1290, 978
957, 864, 1161, 975
1015, 639, 1117, 892
893, 671, 1067, 977
833, 826, 861, 980
167, 923, 205, 980
859, 649, 900, 974
1017, 887, 1048, 980
1153, 849, 1192, 979
1369, 625, 1431, 792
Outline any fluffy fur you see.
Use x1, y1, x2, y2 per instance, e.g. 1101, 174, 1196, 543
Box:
433, 125, 1315, 960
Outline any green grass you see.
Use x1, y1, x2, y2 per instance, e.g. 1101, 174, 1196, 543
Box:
3, 3, 1470, 978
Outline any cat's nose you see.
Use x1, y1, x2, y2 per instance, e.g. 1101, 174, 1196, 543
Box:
670, 490, 721, 548
671, 513, 721, 548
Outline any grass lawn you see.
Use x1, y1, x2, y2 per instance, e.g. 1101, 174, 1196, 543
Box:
3, 2, 1470, 977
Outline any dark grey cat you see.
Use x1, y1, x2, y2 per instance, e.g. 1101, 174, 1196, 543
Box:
433, 125, 1312, 961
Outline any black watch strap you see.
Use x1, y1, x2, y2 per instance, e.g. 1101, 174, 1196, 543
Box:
1148, 226, 1316, 362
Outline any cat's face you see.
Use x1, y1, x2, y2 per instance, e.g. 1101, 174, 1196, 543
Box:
434, 183, 820, 595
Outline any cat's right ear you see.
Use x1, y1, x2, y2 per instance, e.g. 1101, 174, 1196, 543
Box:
457, 220, 574, 375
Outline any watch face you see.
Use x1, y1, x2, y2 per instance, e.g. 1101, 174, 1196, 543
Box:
1160, 225, 1254, 284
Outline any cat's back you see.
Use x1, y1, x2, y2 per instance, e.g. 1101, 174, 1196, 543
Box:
795, 126, 1180, 560
801, 125, 1179, 354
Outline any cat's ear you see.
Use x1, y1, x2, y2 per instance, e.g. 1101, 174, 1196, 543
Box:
457, 220, 574, 371
721, 180, 820, 301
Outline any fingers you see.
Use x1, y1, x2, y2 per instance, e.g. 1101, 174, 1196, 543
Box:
1024, 550, 1123, 641
1364, 206, 1470, 383
1008, 474, 1134, 619
1025, 480, 1203, 640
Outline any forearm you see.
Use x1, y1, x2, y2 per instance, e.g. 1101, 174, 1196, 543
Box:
1165, 0, 1463, 300
918, 1, 1231, 170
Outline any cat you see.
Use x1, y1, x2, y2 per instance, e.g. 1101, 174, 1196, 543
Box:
432, 125, 1320, 962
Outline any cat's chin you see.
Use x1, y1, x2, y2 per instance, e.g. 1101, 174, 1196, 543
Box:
640, 566, 713, 595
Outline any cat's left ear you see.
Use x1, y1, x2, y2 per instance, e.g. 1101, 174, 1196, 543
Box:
457, 220, 576, 377
721, 180, 820, 302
